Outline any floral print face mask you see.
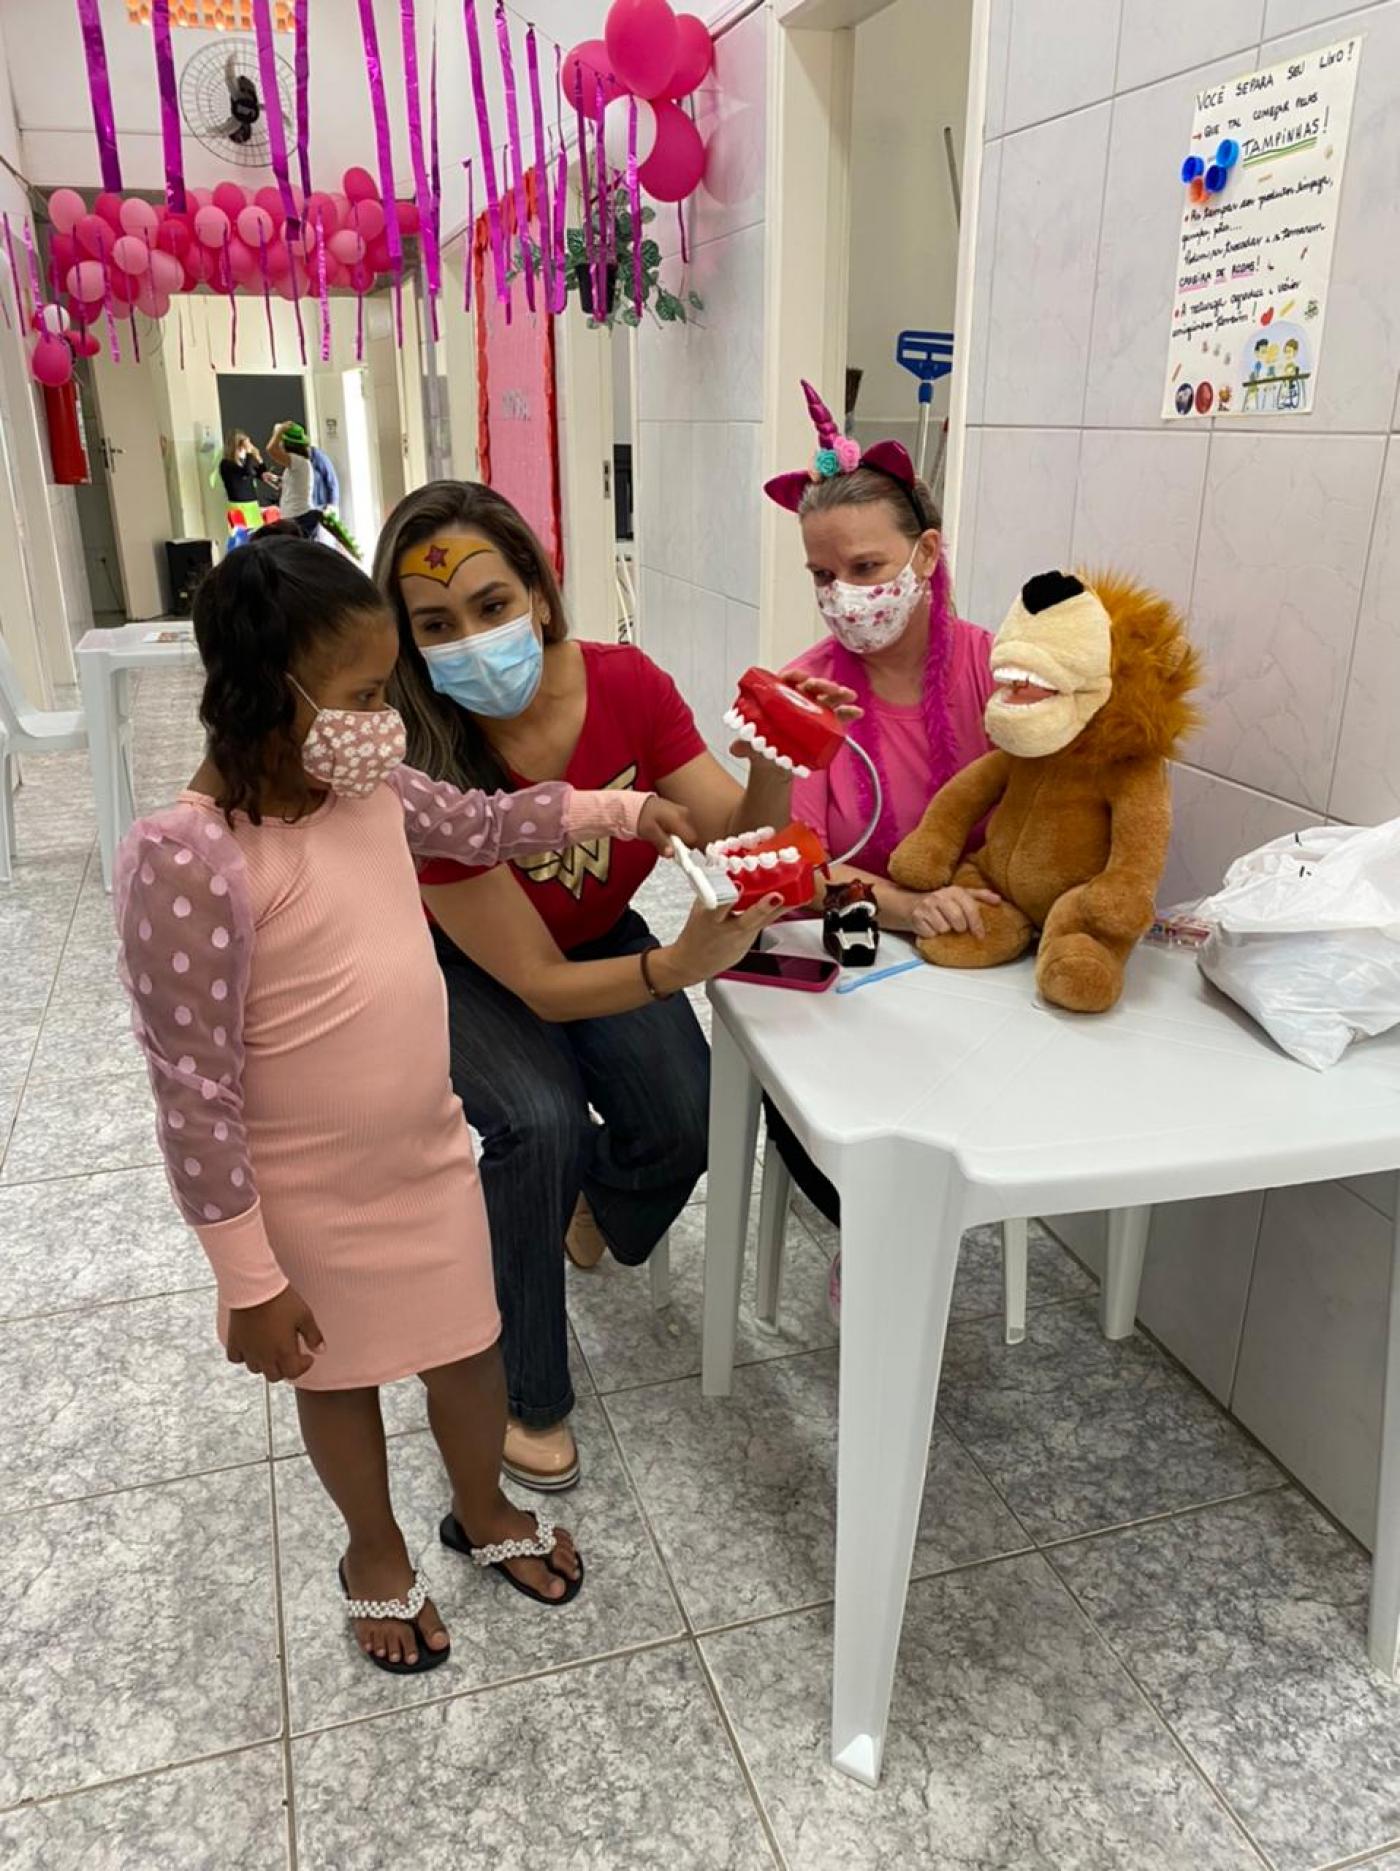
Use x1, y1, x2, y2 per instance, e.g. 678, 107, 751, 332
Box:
291, 679, 407, 798
815, 550, 926, 655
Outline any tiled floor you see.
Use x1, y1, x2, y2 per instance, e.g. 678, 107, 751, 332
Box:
2, 674, 1398, 1869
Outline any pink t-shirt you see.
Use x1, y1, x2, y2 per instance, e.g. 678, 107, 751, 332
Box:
784, 617, 996, 877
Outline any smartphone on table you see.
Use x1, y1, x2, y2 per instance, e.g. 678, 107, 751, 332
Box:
717, 946, 840, 992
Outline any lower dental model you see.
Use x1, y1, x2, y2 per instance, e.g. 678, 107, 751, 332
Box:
672, 822, 829, 913
722, 668, 849, 778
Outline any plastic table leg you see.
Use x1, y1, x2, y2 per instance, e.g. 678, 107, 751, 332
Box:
1002, 1216, 1029, 1344
754, 1132, 794, 1332
701, 1015, 761, 1397
1101, 1205, 1152, 1340
76, 649, 120, 892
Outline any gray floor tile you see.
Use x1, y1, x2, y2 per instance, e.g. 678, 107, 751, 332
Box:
0, 1466, 281, 1806
0, 1746, 288, 1869
292, 1644, 772, 1871
938, 1299, 1281, 1542
0, 1007, 42, 1085
0, 1166, 211, 1321
29, 981, 145, 1083
0, 1287, 266, 1510
276, 1399, 682, 1733
1049, 1490, 1400, 1871
702, 1555, 1261, 1871
605, 1350, 1030, 1630
0, 929, 66, 1008
1, 1069, 161, 1184
567, 1200, 837, 1394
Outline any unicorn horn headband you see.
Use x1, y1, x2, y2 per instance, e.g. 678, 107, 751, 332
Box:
763, 380, 925, 524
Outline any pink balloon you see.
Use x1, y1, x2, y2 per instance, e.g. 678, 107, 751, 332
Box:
68, 329, 101, 357
94, 191, 125, 231
189, 186, 214, 209
226, 236, 260, 285
69, 295, 104, 325
134, 279, 172, 318
343, 166, 379, 202
120, 198, 160, 238
47, 188, 86, 234
663, 14, 712, 98
329, 227, 366, 266
194, 205, 230, 249
394, 199, 421, 234
184, 243, 219, 284
605, 0, 679, 99
639, 99, 705, 200
366, 232, 393, 272
348, 260, 376, 293
305, 190, 340, 232
149, 249, 184, 294
50, 232, 77, 274
253, 186, 285, 223
562, 38, 621, 109
30, 335, 73, 387
331, 191, 352, 225
76, 214, 116, 259
274, 264, 310, 300
236, 204, 275, 248
156, 215, 193, 256
325, 257, 352, 289
213, 181, 247, 219
349, 197, 385, 240
112, 234, 151, 275
263, 237, 292, 280
108, 267, 139, 303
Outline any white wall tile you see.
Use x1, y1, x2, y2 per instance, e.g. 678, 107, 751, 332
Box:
637, 313, 696, 424
692, 5, 767, 247
1070, 429, 1210, 616
1084, 54, 1259, 428
1002, 0, 1122, 134
638, 567, 696, 701
950, 423, 983, 598
1190, 432, 1384, 809
962, 427, 1080, 627
687, 584, 732, 754
636, 420, 697, 587
982, 0, 1014, 139
1341, 1171, 1397, 1217
1160, 763, 1324, 907
1233, 1179, 1391, 1545
962, 139, 1003, 429
693, 421, 761, 609
1140, 1194, 1264, 1403
1330, 442, 1400, 823
1227, 2, 1400, 435
725, 596, 759, 678
684, 222, 766, 427
1263, 0, 1382, 32
1116, 0, 1263, 91
983, 104, 1113, 428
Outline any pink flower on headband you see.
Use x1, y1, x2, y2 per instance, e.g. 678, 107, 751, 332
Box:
763, 380, 922, 513
834, 436, 861, 472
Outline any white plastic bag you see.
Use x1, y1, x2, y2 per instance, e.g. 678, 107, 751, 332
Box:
1194, 820, 1400, 1070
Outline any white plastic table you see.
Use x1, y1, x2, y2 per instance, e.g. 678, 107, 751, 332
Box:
75, 623, 201, 891
701, 925, 1400, 1787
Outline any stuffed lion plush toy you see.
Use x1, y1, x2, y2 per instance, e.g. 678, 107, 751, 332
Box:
889, 570, 1201, 1013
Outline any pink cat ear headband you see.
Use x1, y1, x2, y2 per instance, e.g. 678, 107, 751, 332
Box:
762, 380, 926, 526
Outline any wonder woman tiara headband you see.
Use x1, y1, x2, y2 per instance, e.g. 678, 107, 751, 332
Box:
762, 380, 925, 523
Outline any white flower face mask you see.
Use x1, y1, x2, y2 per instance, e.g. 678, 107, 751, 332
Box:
291, 679, 407, 798
815, 550, 927, 655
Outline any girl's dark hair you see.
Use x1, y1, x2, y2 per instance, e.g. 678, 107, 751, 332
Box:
375, 480, 567, 790
798, 464, 941, 541
193, 523, 388, 823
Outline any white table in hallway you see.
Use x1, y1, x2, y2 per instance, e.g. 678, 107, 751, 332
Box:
700, 924, 1400, 1788
75, 622, 201, 891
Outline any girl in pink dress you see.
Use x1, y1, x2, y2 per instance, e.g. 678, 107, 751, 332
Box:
116, 530, 685, 1675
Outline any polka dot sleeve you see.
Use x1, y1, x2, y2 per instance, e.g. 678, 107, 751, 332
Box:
114, 814, 286, 1312
386, 766, 652, 863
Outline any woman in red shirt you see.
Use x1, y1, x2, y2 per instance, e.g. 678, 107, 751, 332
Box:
376, 481, 850, 1491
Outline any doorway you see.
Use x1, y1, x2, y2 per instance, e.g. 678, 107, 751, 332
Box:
216, 373, 306, 506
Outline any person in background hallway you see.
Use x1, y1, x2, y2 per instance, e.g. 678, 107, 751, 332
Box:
218, 431, 272, 506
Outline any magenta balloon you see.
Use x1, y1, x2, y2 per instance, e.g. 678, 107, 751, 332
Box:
47, 188, 86, 234
305, 190, 340, 232
349, 260, 376, 293
189, 186, 214, 209
605, 0, 679, 98
194, 205, 230, 249
69, 295, 104, 324
343, 166, 379, 202
66, 259, 107, 303
562, 38, 621, 109
69, 328, 102, 357
119, 198, 160, 238
349, 197, 386, 240
76, 214, 116, 259
394, 198, 421, 234
94, 191, 125, 230
325, 257, 352, 289
226, 236, 260, 285
112, 234, 151, 276
148, 249, 184, 294
638, 99, 705, 200
156, 215, 192, 256
236, 204, 275, 247
185, 243, 218, 283
254, 185, 285, 222
108, 266, 139, 303
664, 15, 712, 98
134, 279, 172, 317
30, 335, 73, 387
212, 181, 247, 219
329, 227, 366, 265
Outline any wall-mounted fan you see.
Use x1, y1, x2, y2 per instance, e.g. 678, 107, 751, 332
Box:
180, 37, 294, 169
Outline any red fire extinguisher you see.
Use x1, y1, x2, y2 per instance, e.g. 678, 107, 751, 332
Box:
43, 377, 90, 485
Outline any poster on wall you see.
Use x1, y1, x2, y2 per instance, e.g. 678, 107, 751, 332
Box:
1161, 37, 1362, 420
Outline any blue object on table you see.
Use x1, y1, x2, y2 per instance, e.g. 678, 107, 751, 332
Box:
835, 957, 924, 995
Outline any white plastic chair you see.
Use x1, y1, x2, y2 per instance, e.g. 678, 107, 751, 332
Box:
0, 635, 89, 883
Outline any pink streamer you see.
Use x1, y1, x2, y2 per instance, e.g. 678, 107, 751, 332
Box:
576, 93, 597, 320
401, 0, 441, 306
100, 259, 121, 363
678, 201, 689, 265
151, 0, 187, 214
315, 218, 330, 362
462, 158, 474, 312
257, 229, 277, 367
553, 43, 564, 146
495, 2, 535, 313
294, 0, 312, 205
428, 20, 442, 341
525, 28, 554, 315
130, 296, 142, 364
21, 217, 45, 328
463, 0, 508, 304
292, 287, 308, 369
252, 0, 299, 237
628, 100, 643, 320
592, 77, 609, 318
551, 147, 569, 314
357, 0, 404, 287
356, 288, 365, 363
76, 0, 122, 191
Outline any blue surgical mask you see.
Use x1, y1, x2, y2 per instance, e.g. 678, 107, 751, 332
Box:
420, 612, 544, 718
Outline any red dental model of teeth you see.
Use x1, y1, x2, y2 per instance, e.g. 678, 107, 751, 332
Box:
701, 821, 830, 912
723, 668, 849, 778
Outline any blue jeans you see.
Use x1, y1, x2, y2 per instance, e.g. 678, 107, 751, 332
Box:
433, 910, 710, 1427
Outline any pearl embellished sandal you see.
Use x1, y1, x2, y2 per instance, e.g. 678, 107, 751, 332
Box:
439, 1508, 585, 1607
337, 1558, 452, 1675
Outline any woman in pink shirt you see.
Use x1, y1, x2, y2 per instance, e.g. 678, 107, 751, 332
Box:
765, 383, 997, 1230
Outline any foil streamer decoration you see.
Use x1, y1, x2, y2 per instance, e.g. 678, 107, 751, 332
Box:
427, 18, 442, 342
678, 201, 690, 265
253, 0, 299, 236
401, 0, 441, 310
357, 0, 404, 282
315, 216, 330, 362
20, 216, 45, 329
592, 76, 609, 319
100, 256, 121, 363
76, 0, 123, 192
576, 92, 596, 322
495, 1, 535, 312
294, 0, 312, 205
292, 278, 308, 369
526, 26, 555, 314
356, 287, 365, 363
628, 99, 643, 320
464, 0, 508, 304
257, 228, 277, 368
462, 157, 474, 312
151, 0, 187, 214
551, 146, 568, 315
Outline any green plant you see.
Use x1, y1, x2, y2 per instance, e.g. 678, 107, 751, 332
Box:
510, 185, 703, 331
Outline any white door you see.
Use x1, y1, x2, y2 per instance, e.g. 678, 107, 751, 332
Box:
89, 341, 170, 620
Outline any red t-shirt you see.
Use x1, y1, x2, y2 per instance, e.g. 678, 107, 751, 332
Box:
418, 641, 708, 952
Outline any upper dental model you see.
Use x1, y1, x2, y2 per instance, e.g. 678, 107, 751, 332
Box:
723, 668, 848, 779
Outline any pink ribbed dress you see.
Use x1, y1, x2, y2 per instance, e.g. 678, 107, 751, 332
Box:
115, 769, 646, 1390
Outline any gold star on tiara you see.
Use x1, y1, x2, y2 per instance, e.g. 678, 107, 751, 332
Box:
397, 538, 494, 586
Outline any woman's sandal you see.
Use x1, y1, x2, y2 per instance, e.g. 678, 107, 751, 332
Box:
439, 1507, 585, 1607
337, 1558, 452, 1675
